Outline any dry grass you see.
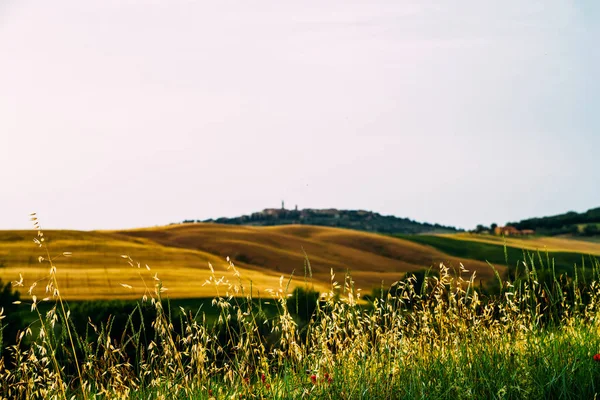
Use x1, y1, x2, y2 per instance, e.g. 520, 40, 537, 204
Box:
0, 229, 305, 300
1, 224, 499, 300
117, 223, 501, 285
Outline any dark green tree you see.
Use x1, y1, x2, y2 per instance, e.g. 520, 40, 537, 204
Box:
583, 224, 599, 237
287, 287, 319, 323
475, 224, 489, 234
0, 278, 22, 358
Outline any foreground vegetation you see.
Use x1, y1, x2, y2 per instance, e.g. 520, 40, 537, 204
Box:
2, 218, 600, 399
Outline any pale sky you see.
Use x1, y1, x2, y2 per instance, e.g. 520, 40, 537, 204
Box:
1, 0, 598, 231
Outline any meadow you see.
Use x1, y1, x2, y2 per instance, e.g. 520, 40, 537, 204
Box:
2, 220, 600, 398
397, 234, 598, 278
438, 233, 600, 256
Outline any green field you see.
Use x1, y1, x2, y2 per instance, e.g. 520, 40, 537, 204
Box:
439, 232, 600, 255
396, 234, 600, 276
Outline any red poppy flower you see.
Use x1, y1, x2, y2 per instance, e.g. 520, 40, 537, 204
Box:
324, 372, 333, 384
594, 354, 600, 362
310, 374, 317, 384
261, 373, 266, 384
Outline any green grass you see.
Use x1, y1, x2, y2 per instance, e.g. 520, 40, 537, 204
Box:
396, 234, 599, 276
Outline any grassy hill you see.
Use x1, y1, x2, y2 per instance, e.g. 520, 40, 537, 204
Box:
398, 234, 600, 277
0, 229, 262, 300
438, 233, 600, 256
119, 224, 496, 287
0, 224, 493, 300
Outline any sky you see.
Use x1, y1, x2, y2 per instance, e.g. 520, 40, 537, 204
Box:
1, 0, 599, 231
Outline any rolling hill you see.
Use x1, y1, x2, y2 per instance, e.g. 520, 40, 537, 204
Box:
0, 224, 494, 300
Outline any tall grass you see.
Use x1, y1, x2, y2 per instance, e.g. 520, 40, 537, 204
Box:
2, 217, 600, 399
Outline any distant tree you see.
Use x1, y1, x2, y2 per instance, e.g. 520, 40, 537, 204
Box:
490, 223, 498, 232
0, 278, 22, 358
287, 287, 319, 323
475, 224, 489, 234
583, 224, 599, 237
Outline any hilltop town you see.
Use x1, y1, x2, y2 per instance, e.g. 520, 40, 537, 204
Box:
183, 203, 460, 235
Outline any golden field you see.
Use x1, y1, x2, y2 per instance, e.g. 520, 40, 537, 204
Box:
0, 224, 497, 300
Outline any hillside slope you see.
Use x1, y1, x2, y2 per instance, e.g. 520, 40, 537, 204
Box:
118, 224, 497, 288
399, 234, 600, 278
1, 224, 496, 300
438, 233, 600, 256
0, 229, 285, 300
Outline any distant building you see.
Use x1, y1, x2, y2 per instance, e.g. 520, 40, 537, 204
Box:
263, 208, 282, 216
494, 226, 535, 236
494, 226, 518, 236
